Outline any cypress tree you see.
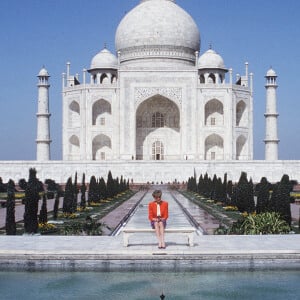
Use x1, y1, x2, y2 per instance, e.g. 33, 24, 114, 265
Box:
276, 174, 292, 226
235, 172, 249, 213
99, 177, 107, 200
80, 173, 86, 209
269, 183, 279, 212
247, 178, 255, 213
203, 173, 209, 197
107, 171, 115, 198
6, 179, 16, 235
63, 177, 73, 214
211, 174, 218, 200
256, 177, 271, 214
88, 176, 98, 204
18, 178, 27, 191
198, 174, 204, 195
72, 172, 78, 212
53, 190, 60, 220
0, 177, 6, 192
39, 193, 48, 224
222, 173, 228, 203
24, 168, 41, 234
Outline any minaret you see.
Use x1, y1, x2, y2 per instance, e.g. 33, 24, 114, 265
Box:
36, 67, 51, 160
264, 68, 279, 160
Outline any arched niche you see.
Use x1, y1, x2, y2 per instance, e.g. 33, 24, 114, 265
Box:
92, 134, 112, 160
236, 135, 247, 160
69, 134, 80, 159
236, 100, 247, 126
205, 99, 224, 126
205, 134, 224, 160
68, 100, 80, 127
135, 94, 180, 160
92, 99, 111, 125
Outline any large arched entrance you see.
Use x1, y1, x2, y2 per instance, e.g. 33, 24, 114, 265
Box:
136, 95, 180, 160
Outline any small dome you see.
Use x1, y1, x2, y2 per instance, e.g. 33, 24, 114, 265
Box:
90, 48, 118, 70
266, 68, 277, 77
38, 67, 49, 77
198, 49, 226, 69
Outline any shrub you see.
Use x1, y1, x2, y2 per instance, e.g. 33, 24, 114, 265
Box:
239, 212, 290, 235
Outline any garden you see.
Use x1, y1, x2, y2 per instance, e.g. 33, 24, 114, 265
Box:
184, 171, 299, 235
0, 168, 135, 236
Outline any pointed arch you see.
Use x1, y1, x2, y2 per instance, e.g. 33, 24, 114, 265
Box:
68, 100, 80, 127
199, 74, 205, 84
136, 94, 180, 160
69, 134, 80, 159
205, 99, 224, 126
236, 100, 248, 126
236, 134, 247, 160
92, 134, 112, 160
208, 73, 216, 83
205, 134, 224, 160
92, 99, 111, 125
100, 73, 109, 84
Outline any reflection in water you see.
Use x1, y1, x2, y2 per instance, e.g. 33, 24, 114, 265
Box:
0, 270, 299, 300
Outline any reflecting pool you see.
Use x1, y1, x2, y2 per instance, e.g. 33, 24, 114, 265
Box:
0, 270, 299, 300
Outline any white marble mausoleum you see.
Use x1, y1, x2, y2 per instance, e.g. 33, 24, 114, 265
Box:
63, 0, 253, 162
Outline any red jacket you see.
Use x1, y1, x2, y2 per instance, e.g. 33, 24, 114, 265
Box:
148, 201, 168, 221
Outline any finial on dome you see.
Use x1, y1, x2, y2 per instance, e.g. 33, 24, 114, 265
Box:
104, 42, 107, 49
209, 42, 213, 50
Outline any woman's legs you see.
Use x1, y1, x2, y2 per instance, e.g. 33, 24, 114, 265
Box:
154, 221, 166, 248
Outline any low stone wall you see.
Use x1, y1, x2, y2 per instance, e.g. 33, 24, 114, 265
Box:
0, 160, 300, 184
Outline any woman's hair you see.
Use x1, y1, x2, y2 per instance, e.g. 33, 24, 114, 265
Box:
152, 190, 162, 198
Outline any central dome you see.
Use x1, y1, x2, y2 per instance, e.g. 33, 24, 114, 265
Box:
115, 0, 200, 66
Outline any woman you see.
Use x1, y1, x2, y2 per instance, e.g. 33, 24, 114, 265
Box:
148, 190, 168, 249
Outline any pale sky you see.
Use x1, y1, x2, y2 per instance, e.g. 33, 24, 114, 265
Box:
0, 0, 300, 160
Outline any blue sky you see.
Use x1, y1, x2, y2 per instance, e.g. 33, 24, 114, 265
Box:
0, 0, 300, 160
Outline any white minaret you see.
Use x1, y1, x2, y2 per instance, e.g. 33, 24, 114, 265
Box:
36, 67, 51, 160
264, 68, 279, 160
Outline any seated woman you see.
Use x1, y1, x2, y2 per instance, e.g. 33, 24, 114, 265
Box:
148, 190, 168, 249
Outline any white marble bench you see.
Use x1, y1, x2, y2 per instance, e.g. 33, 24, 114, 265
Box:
121, 227, 196, 247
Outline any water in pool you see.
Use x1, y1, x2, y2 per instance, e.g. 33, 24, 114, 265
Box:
0, 270, 299, 299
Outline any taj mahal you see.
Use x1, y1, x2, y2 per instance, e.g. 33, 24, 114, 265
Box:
1, 0, 300, 183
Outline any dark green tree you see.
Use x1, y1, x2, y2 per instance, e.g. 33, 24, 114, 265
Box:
98, 177, 107, 200
80, 173, 87, 209
222, 173, 228, 203
72, 172, 78, 212
24, 168, 41, 234
88, 176, 98, 204
256, 177, 271, 214
106, 171, 115, 198
18, 178, 27, 191
248, 178, 255, 213
44, 179, 57, 199
225, 180, 233, 205
63, 177, 74, 214
53, 189, 60, 220
276, 174, 292, 226
6, 179, 16, 235
235, 172, 255, 213
0, 177, 6, 192
39, 193, 48, 224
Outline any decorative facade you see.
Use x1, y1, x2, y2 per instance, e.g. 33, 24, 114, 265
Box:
62, 0, 253, 162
